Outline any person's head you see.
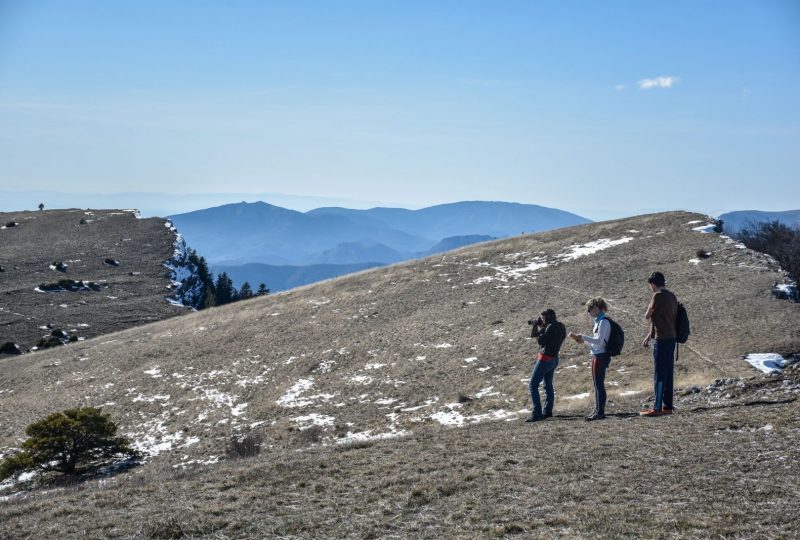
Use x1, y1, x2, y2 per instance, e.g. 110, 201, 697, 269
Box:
585, 298, 608, 318
541, 308, 557, 324
647, 271, 666, 291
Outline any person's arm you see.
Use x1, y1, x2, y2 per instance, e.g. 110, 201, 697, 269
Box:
532, 323, 544, 341
581, 320, 609, 347
538, 323, 558, 348
645, 293, 660, 341
644, 294, 657, 321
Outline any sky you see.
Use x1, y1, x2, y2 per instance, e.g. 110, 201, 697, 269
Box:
0, 0, 799, 220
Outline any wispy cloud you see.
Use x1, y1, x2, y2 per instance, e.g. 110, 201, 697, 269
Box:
638, 76, 679, 89
615, 84, 626, 91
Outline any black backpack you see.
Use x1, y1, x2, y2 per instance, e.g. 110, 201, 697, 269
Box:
603, 317, 625, 357
676, 303, 690, 344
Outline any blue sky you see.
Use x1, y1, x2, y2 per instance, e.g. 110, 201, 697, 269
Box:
1, 0, 798, 219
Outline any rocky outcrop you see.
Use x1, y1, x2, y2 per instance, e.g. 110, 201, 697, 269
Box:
0, 342, 22, 355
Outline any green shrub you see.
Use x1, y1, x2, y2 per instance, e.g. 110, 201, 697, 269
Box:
0, 407, 139, 480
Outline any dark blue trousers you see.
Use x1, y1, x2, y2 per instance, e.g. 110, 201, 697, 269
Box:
591, 353, 611, 415
653, 338, 676, 410
529, 357, 559, 417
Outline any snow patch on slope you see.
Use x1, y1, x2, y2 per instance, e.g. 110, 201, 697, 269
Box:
163, 230, 204, 309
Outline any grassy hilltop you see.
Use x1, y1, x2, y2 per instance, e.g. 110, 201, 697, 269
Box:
0, 209, 186, 352
1, 210, 799, 538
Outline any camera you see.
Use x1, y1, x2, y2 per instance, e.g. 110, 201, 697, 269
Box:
527, 317, 544, 327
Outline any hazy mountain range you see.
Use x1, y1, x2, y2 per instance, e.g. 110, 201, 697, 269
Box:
718, 209, 800, 234
168, 201, 590, 291
215, 235, 497, 292
0, 190, 394, 217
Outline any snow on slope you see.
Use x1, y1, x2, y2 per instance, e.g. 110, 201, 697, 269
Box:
163, 221, 204, 309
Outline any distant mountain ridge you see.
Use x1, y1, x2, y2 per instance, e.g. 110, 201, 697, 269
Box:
169, 201, 430, 265
422, 234, 496, 256
718, 209, 800, 234
169, 200, 590, 267
217, 235, 498, 292
306, 201, 588, 239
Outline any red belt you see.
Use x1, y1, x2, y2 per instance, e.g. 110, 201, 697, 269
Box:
538, 353, 555, 362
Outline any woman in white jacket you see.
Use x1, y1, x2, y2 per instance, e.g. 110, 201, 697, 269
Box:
568, 298, 611, 421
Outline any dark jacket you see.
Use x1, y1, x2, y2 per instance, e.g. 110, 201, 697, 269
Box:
532, 321, 567, 358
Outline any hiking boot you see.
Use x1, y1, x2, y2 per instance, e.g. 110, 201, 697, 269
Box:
584, 412, 605, 421
543, 412, 553, 419
661, 407, 674, 415
639, 408, 663, 417
524, 414, 545, 423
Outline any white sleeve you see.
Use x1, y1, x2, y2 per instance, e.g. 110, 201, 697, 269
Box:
581, 319, 610, 347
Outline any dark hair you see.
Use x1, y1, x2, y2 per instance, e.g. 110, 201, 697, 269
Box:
541, 309, 557, 322
585, 298, 608, 312
647, 271, 666, 287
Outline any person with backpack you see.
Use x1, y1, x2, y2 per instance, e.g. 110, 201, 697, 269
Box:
569, 298, 618, 421
640, 271, 679, 417
525, 308, 567, 422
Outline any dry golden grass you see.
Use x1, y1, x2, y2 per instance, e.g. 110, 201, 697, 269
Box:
2, 377, 799, 539
1, 210, 799, 538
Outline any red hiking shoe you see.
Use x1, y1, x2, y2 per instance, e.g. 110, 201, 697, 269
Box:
661, 407, 674, 415
639, 408, 663, 417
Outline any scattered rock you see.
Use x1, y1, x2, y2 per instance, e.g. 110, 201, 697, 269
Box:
50, 329, 69, 339
5, 221, 17, 228
51, 261, 69, 272
0, 342, 22, 355
38, 282, 65, 292
38, 279, 104, 292
696, 249, 712, 259
129, 271, 141, 276
104, 258, 120, 267
36, 335, 64, 349
772, 283, 799, 303
68, 335, 79, 343
0, 265, 4, 272
79, 218, 88, 225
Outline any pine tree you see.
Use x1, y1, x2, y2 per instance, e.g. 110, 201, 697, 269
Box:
257, 283, 270, 296
0, 407, 139, 479
215, 272, 235, 305
195, 254, 211, 285
239, 282, 254, 300
202, 284, 217, 308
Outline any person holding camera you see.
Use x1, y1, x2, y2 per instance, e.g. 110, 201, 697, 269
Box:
526, 308, 567, 422
568, 298, 611, 421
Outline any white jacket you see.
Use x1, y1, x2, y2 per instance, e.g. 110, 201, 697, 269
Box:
581, 317, 610, 356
